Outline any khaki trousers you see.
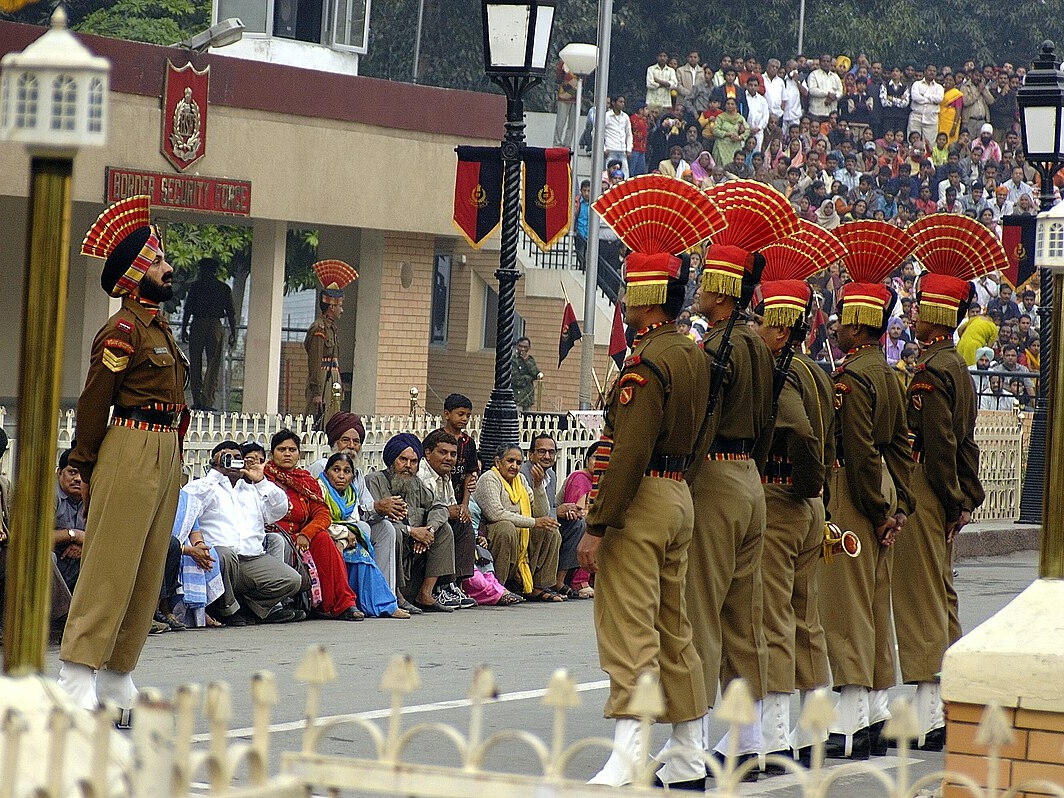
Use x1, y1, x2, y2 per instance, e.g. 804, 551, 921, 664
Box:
762, 485, 830, 693
688, 459, 767, 705
61, 425, 181, 672
595, 477, 706, 722
820, 466, 897, 690
893, 464, 957, 683
484, 520, 560, 590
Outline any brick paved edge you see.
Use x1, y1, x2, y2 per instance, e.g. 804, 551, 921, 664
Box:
955, 522, 1040, 559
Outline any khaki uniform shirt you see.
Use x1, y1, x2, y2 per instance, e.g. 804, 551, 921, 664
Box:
71, 297, 187, 484
703, 322, 775, 470
833, 345, 915, 528
304, 316, 338, 402
586, 324, 710, 535
907, 338, 985, 522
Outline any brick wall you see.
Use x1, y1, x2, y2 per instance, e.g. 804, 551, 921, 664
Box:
944, 702, 1064, 797
279, 341, 308, 415
376, 232, 434, 414
426, 245, 612, 415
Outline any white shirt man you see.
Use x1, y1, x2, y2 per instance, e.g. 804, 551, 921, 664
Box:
744, 80, 770, 150
781, 62, 805, 129
181, 442, 302, 623
645, 53, 678, 109
603, 96, 634, 177
972, 274, 1000, 309
806, 55, 843, 118
763, 60, 786, 120
909, 67, 944, 142
1003, 169, 1036, 205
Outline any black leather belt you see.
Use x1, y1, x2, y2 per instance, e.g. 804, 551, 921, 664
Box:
709, 437, 754, 455
113, 407, 180, 427
646, 453, 691, 472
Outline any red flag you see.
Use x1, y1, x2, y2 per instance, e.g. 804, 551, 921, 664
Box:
521, 146, 572, 251
806, 306, 828, 353
1000, 215, 1038, 291
558, 302, 582, 366
453, 146, 503, 248
609, 302, 627, 371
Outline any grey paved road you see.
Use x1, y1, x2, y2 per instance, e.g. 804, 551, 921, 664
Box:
45, 549, 1039, 793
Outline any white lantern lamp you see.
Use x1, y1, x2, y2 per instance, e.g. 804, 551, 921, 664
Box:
1037, 200, 1064, 272
0, 6, 111, 155
481, 0, 556, 76
1017, 40, 1064, 167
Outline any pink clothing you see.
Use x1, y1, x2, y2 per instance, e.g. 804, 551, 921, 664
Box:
462, 570, 508, 605
562, 471, 593, 505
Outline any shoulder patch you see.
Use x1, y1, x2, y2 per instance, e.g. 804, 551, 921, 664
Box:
312, 329, 326, 340
618, 372, 648, 387
910, 382, 935, 393
116, 319, 134, 334
103, 338, 135, 356
619, 386, 635, 405
623, 355, 642, 370
834, 381, 850, 410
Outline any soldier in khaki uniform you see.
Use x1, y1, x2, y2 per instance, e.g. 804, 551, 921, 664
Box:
304, 259, 358, 423
58, 196, 188, 717
578, 175, 721, 790
689, 181, 799, 771
820, 220, 917, 759
893, 215, 1003, 750
749, 226, 843, 768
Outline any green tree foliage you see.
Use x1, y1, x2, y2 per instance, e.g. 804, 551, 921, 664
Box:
74, 0, 209, 44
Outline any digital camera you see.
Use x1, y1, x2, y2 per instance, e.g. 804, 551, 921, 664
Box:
221, 453, 245, 470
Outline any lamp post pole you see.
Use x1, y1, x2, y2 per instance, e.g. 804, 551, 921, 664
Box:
479, 73, 538, 461
1017, 41, 1064, 533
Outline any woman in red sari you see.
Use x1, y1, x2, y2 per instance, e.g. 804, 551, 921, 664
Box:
265, 429, 364, 621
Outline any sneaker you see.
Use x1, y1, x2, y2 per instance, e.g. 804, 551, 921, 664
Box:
450, 584, 477, 609
433, 585, 464, 609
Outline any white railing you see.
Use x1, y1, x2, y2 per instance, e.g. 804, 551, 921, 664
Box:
0, 407, 1023, 519
3, 650, 1061, 798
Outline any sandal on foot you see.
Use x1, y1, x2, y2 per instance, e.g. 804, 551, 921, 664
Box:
528, 588, 565, 603
498, 591, 525, 606
388, 607, 412, 619
577, 584, 595, 599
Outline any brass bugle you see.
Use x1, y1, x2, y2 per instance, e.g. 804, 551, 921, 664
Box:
822, 522, 861, 562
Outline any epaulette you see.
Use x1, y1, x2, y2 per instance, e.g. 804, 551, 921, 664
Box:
116, 318, 134, 334
623, 355, 642, 370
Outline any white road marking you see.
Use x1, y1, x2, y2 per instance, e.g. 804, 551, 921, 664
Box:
189, 678, 611, 742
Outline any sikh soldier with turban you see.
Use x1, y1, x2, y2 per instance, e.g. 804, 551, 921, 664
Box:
304, 259, 358, 424
365, 434, 460, 613
58, 196, 188, 720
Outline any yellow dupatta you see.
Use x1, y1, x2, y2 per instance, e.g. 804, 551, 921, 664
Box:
493, 466, 534, 593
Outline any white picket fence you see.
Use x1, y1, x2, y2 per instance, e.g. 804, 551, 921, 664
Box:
2, 651, 1061, 798
0, 407, 1023, 520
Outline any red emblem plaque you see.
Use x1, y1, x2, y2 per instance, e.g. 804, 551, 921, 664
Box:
161, 60, 209, 172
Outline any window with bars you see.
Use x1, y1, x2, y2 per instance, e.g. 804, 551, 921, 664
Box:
16, 73, 38, 129
51, 74, 77, 131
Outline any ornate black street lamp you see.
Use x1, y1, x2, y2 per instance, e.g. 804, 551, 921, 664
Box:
478, 0, 556, 460
1016, 41, 1064, 528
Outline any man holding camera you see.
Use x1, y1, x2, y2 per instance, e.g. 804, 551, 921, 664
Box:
182, 440, 303, 624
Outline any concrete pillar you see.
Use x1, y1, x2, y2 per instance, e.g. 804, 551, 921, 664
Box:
350, 230, 383, 415
244, 219, 286, 414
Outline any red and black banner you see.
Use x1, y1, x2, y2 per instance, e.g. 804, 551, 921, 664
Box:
559, 301, 582, 366
453, 146, 503, 249
521, 146, 572, 251
609, 302, 627, 371
1000, 215, 1038, 291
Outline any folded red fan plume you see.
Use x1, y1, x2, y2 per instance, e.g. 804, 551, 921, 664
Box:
313, 259, 359, 291
592, 174, 727, 254
907, 213, 1008, 279
703, 179, 800, 252
81, 196, 152, 259
760, 221, 847, 282
835, 220, 917, 284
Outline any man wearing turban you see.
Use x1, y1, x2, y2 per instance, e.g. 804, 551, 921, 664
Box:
365, 434, 461, 612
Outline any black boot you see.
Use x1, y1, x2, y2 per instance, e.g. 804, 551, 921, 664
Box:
652, 775, 707, 791
919, 726, 946, 752
709, 751, 759, 783
762, 750, 792, 776
796, 746, 812, 768
824, 728, 870, 760
869, 720, 888, 756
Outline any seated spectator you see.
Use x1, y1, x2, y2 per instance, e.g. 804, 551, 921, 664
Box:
169, 490, 224, 628
183, 440, 305, 625
993, 344, 1035, 401
556, 442, 600, 599
318, 452, 410, 618
980, 374, 1018, 411
366, 434, 461, 613
895, 342, 920, 390
0, 430, 72, 636
970, 346, 994, 398
1009, 377, 1034, 410
265, 430, 364, 621
885, 316, 906, 365
308, 413, 399, 599
520, 434, 588, 599
474, 443, 563, 602
987, 283, 1020, 322
53, 449, 86, 593
417, 429, 478, 607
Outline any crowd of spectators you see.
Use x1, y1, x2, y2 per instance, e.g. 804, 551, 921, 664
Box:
0, 391, 599, 640
562, 49, 1046, 409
